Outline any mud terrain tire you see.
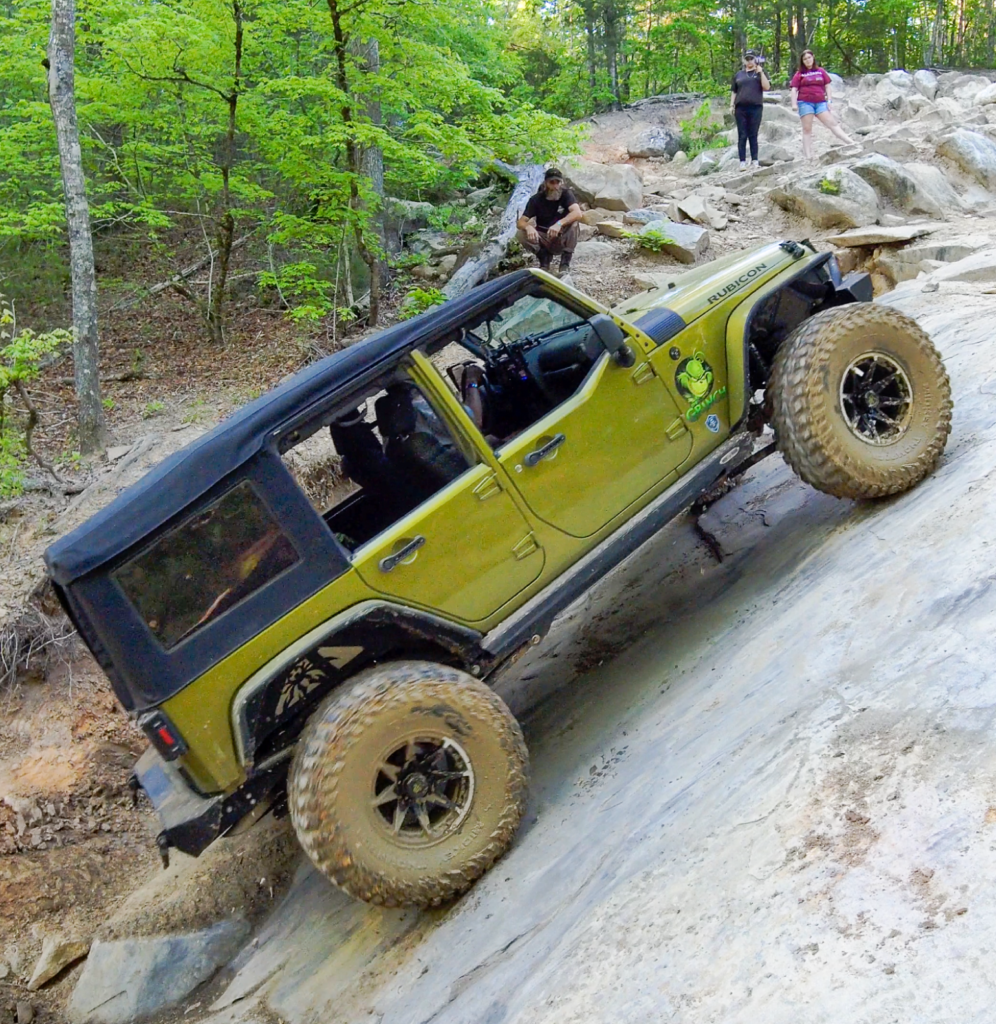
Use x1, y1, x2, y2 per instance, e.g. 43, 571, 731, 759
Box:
289, 661, 528, 907
769, 303, 951, 499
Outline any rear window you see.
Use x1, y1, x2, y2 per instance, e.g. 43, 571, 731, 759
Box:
113, 481, 299, 650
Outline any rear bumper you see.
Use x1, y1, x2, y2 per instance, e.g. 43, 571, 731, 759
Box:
134, 747, 286, 857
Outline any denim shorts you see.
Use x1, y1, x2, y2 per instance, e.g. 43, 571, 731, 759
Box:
798, 100, 829, 117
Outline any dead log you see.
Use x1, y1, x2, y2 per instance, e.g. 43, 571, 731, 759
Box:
442, 163, 544, 300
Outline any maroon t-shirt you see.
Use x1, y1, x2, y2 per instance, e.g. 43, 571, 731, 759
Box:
791, 67, 832, 103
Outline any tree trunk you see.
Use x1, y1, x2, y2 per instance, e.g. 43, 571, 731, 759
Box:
47, 0, 106, 453
582, 1, 598, 96
927, 0, 945, 63
327, 0, 380, 327
774, 3, 782, 76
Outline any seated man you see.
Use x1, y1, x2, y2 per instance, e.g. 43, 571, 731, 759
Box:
515, 167, 583, 276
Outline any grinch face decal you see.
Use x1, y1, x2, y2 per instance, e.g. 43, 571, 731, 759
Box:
675, 352, 714, 401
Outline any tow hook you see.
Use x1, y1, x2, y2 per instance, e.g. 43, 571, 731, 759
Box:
127, 773, 141, 807
156, 833, 171, 870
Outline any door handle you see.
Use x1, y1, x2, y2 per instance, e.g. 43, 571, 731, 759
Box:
524, 433, 566, 467
379, 535, 426, 573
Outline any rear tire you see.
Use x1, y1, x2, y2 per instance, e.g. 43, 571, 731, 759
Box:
769, 303, 952, 499
289, 661, 528, 907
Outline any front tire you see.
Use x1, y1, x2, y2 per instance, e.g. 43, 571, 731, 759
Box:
289, 661, 528, 907
769, 303, 952, 499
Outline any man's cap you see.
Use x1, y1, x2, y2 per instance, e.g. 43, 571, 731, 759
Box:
544, 167, 564, 181
744, 49, 758, 59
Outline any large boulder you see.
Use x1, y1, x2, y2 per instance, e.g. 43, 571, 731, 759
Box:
936, 129, 996, 190
929, 248, 996, 283
913, 69, 939, 100
622, 207, 668, 226
977, 82, 996, 105
858, 74, 883, 90
899, 93, 935, 119
953, 75, 991, 104
841, 102, 874, 129
562, 158, 644, 211
826, 223, 941, 247
828, 72, 846, 95
640, 220, 709, 263
758, 119, 795, 143
762, 103, 803, 128
580, 206, 623, 225
850, 154, 958, 218
627, 127, 680, 159
768, 167, 880, 229
686, 148, 725, 175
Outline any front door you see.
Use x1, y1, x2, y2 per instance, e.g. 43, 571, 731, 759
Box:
352, 461, 544, 624
496, 353, 693, 538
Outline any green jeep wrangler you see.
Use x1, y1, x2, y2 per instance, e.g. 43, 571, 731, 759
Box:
44, 241, 951, 907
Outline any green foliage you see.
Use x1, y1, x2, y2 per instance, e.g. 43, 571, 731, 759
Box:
818, 175, 843, 195
0, 293, 71, 495
399, 287, 447, 320
679, 102, 726, 158
142, 400, 165, 419
621, 225, 676, 253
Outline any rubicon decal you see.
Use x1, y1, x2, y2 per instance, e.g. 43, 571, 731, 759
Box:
707, 262, 769, 305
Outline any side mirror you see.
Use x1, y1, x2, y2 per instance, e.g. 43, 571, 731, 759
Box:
590, 313, 636, 368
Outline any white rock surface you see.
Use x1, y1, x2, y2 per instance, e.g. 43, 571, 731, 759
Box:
563, 158, 644, 211
640, 220, 708, 263
927, 248, 996, 283
977, 82, 996, 105
850, 154, 958, 219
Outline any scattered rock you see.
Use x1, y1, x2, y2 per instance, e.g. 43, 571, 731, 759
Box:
641, 220, 708, 264
879, 214, 907, 226
627, 127, 680, 159
686, 149, 724, 176
826, 223, 941, 247
16, 1002, 33, 1024
762, 104, 803, 128
842, 102, 874, 129
977, 82, 996, 106
768, 167, 880, 229
874, 236, 993, 282
632, 271, 678, 290
437, 254, 458, 275
580, 207, 622, 225
596, 221, 628, 239
27, 936, 90, 991
383, 197, 436, 232
758, 120, 795, 144
464, 185, 495, 206
562, 158, 643, 211
936, 129, 996, 190
866, 137, 918, 161
676, 194, 707, 222
574, 239, 617, 258
69, 921, 249, 1024
913, 69, 939, 100
670, 151, 688, 168
623, 208, 668, 226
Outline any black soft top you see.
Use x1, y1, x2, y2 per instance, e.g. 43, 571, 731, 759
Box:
46, 270, 536, 585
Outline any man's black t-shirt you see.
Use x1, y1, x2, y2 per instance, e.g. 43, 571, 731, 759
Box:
523, 188, 578, 230
731, 69, 764, 106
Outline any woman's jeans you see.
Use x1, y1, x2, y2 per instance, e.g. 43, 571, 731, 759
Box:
735, 103, 763, 161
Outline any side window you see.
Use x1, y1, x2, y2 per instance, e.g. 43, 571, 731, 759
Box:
113, 481, 299, 650
432, 292, 600, 449
280, 379, 473, 553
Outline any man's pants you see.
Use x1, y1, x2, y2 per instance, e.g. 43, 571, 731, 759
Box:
517, 222, 580, 267
735, 104, 763, 161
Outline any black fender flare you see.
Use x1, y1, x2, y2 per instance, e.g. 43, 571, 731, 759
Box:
231, 600, 494, 770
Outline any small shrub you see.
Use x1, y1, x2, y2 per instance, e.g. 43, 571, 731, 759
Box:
142, 400, 165, 419
621, 225, 676, 253
818, 175, 842, 195
102, 397, 115, 411
399, 287, 446, 320
679, 101, 726, 158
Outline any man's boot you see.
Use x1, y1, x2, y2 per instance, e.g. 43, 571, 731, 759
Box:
538, 252, 552, 271
557, 253, 573, 277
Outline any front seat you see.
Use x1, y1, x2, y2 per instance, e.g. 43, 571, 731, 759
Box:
375, 387, 468, 504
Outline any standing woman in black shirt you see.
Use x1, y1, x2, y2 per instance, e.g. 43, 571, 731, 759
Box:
730, 50, 770, 170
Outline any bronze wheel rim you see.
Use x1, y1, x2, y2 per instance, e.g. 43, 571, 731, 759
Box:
370, 735, 475, 847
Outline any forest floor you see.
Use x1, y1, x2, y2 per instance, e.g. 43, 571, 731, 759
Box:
4, 77, 996, 1022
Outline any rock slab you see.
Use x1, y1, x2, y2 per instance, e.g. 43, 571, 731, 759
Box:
827, 223, 941, 247
640, 220, 708, 264
68, 920, 249, 1024
563, 158, 643, 211
27, 937, 90, 990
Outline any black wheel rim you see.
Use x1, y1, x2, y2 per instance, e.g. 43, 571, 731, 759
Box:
839, 351, 913, 446
371, 736, 475, 846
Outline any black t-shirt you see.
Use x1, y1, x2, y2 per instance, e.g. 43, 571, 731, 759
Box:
731, 69, 764, 107
523, 188, 578, 230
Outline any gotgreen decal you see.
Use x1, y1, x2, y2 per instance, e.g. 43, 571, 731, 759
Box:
686, 385, 727, 422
